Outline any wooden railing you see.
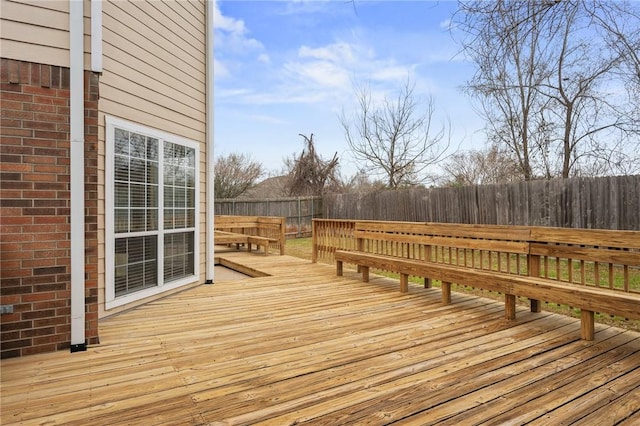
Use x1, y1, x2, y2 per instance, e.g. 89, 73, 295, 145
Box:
215, 215, 286, 255
312, 219, 640, 296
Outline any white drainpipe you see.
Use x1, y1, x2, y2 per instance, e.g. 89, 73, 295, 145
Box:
70, 0, 86, 352
206, 0, 215, 284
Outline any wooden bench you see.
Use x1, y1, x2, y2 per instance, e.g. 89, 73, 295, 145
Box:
214, 230, 272, 255
334, 221, 640, 340
335, 250, 640, 340
214, 215, 286, 255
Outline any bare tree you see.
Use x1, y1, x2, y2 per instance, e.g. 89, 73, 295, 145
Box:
214, 153, 263, 199
456, 0, 640, 179
442, 143, 521, 186
340, 77, 451, 189
285, 133, 339, 196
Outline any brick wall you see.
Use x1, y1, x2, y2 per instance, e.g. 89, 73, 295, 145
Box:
0, 58, 99, 358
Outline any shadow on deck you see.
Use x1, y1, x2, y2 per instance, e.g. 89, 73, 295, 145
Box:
2, 252, 639, 425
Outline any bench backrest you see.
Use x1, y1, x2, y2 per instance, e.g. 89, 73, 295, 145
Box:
353, 220, 531, 276
348, 220, 640, 294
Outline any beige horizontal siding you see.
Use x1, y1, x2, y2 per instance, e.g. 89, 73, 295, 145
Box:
97, 1, 208, 317
0, 0, 92, 68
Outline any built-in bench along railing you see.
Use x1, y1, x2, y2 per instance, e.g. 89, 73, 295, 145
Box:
312, 219, 640, 340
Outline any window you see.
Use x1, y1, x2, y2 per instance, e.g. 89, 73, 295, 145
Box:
106, 117, 199, 309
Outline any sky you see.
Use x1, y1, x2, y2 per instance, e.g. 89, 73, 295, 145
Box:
214, 0, 485, 179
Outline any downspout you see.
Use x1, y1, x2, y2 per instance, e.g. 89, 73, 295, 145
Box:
205, 0, 215, 284
69, 0, 86, 352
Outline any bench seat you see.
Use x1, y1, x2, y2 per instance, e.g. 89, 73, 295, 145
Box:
335, 249, 640, 340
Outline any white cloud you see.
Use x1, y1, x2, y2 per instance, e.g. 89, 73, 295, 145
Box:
298, 42, 356, 63
214, 1, 265, 55
214, 58, 230, 79
372, 65, 416, 83
439, 18, 452, 30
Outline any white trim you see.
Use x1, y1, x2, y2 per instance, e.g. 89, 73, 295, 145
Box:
69, 0, 86, 348
205, 0, 215, 283
105, 116, 200, 310
91, 0, 103, 72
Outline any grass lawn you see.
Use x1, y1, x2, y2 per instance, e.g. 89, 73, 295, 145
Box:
285, 237, 640, 332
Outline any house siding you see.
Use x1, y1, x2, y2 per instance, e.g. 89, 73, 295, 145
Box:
0, 0, 92, 68
97, 0, 208, 317
0, 59, 100, 358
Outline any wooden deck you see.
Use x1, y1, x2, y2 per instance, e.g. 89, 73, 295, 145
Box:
2, 252, 640, 425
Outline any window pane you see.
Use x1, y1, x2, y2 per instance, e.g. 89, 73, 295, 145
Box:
187, 209, 195, 227
114, 128, 129, 155
186, 188, 195, 208
164, 232, 194, 282
130, 159, 145, 183
174, 209, 186, 228
175, 167, 186, 187
175, 187, 186, 207
147, 162, 158, 184
130, 183, 145, 207
147, 209, 157, 231
147, 138, 158, 160
130, 133, 145, 158
164, 186, 174, 208
187, 149, 195, 167
114, 155, 128, 181
164, 164, 175, 186
186, 168, 195, 187
115, 209, 128, 233
115, 182, 128, 207
130, 209, 146, 232
114, 235, 158, 297
147, 186, 157, 208
164, 209, 174, 229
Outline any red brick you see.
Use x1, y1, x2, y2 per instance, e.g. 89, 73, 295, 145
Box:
0, 268, 31, 278
1, 108, 33, 120
0, 320, 32, 332
0, 98, 23, 110
21, 292, 57, 303
0, 91, 32, 102
0, 118, 22, 128
0, 164, 30, 174
1, 339, 33, 351
21, 241, 56, 250
34, 316, 67, 328
22, 258, 56, 268
22, 344, 57, 356
0, 82, 21, 92
23, 156, 57, 165
32, 96, 67, 106
1, 251, 33, 261
0, 294, 22, 305
33, 334, 67, 345
1, 128, 33, 137
23, 85, 58, 96
33, 130, 68, 140
34, 112, 68, 123
23, 120, 57, 131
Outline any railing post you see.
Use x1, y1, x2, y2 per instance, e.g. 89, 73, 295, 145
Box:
312, 219, 318, 263
528, 253, 542, 313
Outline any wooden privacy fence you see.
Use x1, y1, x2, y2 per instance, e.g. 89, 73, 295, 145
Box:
312, 219, 640, 339
214, 197, 322, 237
322, 175, 640, 230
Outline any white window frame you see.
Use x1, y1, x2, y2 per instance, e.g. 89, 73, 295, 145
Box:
105, 116, 199, 310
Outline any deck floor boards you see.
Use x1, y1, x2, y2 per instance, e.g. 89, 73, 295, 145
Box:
1, 252, 639, 425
